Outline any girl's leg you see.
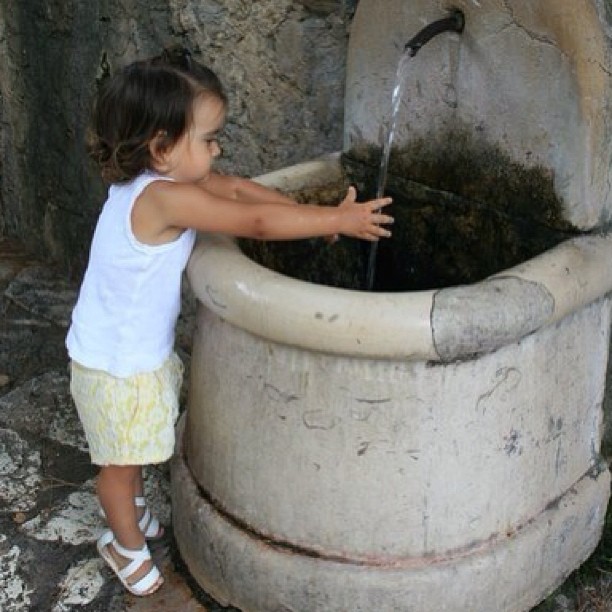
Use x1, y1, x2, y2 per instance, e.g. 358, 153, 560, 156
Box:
97, 465, 163, 594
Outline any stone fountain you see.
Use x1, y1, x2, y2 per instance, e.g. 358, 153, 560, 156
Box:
172, 1, 612, 610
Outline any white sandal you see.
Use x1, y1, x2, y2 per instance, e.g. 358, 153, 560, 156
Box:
134, 496, 164, 540
97, 530, 163, 596
99, 496, 164, 540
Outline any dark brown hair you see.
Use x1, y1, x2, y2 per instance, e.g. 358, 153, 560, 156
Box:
89, 48, 227, 183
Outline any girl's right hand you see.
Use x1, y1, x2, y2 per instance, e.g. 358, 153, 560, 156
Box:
337, 186, 394, 241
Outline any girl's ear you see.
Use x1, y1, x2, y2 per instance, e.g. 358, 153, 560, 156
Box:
149, 131, 171, 171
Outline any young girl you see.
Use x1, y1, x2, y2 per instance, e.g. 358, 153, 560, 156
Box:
66, 49, 392, 597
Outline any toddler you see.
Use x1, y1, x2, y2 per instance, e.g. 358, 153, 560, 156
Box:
66, 48, 392, 596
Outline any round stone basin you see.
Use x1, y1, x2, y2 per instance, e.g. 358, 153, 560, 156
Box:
172, 155, 612, 612
239, 157, 574, 294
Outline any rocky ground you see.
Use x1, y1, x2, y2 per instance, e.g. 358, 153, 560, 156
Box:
0, 236, 610, 612
0, 238, 222, 611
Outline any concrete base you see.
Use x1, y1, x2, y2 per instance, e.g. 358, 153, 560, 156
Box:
172, 417, 610, 612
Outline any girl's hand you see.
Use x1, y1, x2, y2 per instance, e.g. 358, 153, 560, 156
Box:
337, 186, 393, 241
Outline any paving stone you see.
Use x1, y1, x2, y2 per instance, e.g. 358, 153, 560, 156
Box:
21, 481, 103, 545
4, 265, 77, 328
0, 427, 41, 514
0, 534, 33, 610
51, 557, 106, 611
0, 371, 87, 452
0, 320, 67, 388
52, 558, 105, 612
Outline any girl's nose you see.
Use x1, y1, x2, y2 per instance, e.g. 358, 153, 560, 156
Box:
212, 140, 222, 157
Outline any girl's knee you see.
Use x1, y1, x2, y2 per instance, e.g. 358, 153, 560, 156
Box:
99, 464, 142, 482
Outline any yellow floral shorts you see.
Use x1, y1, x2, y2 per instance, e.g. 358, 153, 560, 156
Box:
69, 353, 184, 466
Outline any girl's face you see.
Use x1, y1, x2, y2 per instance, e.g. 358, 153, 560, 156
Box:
161, 95, 226, 183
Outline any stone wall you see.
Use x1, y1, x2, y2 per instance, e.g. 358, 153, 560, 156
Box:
0, 0, 356, 275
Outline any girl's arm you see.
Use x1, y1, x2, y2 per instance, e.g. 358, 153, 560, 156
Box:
201, 172, 338, 243
139, 180, 392, 242
201, 172, 297, 206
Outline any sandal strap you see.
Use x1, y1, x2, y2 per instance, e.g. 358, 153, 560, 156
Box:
129, 563, 161, 595
134, 496, 147, 508
138, 507, 161, 538
138, 506, 152, 531
114, 542, 151, 582
97, 529, 115, 548
113, 540, 151, 562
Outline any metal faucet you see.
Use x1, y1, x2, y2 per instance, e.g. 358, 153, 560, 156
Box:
405, 9, 465, 57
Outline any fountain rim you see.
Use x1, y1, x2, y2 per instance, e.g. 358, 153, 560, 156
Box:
187, 155, 612, 362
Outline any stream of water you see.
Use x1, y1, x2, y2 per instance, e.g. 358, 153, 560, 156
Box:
365, 51, 412, 291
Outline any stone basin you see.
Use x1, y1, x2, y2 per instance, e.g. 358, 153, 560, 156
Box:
172, 1, 612, 610
173, 154, 612, 611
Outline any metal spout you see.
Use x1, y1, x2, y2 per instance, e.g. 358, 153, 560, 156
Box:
405, 9, 465, 57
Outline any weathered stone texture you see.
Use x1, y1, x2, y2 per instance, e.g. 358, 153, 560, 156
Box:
345, 0, 612, 231
0, 0, 356, 275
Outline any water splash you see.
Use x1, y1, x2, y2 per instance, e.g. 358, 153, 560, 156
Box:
365, 50, 412, 291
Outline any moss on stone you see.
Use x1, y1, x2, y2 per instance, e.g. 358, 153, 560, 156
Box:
239, 144, 575, 292
345, 127, 574, 233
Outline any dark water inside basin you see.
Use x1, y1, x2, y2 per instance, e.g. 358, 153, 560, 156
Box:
239, 158, 576, 292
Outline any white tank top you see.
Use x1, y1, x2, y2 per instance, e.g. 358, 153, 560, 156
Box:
66, 171, 196, 377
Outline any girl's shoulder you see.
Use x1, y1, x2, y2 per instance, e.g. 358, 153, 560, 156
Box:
131, 175, 199, 244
